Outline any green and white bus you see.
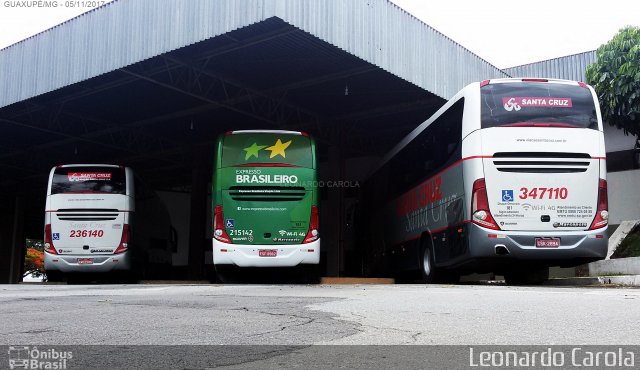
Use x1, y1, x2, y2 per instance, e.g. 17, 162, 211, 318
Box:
211, 130, 320, 279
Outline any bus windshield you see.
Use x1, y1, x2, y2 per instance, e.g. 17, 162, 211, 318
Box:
481, 82, 598, 130
51, 166, 126, 195
221, 132, 313, 168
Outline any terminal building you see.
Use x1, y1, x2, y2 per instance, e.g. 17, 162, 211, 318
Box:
1, 0, 637, 282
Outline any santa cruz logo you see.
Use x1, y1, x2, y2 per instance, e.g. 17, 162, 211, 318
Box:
503, 97, 521, 111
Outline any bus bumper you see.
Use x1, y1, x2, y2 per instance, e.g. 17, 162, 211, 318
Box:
466, 223, 608, 263
44, 251, 132, 273
212, 239, 320, 267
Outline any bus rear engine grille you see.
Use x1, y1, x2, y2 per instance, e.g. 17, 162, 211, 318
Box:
492, 152, 591, 173
56, 208, 119, 221
229, 186, 306, 202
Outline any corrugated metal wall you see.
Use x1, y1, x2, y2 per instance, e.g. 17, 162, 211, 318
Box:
503, 50, 597, 82
0, 0, 508, 109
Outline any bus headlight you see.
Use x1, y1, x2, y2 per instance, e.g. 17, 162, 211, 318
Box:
214, 229, 223, 237
600, 210, 608, 220
473, 210, 488, 221
311, 229, 318, 237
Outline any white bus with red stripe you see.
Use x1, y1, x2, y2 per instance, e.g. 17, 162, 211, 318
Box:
44, 164, 174, 282
359, 78, 608, 284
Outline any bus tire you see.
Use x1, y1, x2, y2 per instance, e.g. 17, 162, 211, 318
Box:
67, 274, 91, 284
300, 264, 320, 284
115, 270, 138, 284
420, 238, 440, 283
420, 237, 458, 284
215, 265, 235, 284
45, 271, 63, 283
504, 267, 549, 285
205, 266, 218, 283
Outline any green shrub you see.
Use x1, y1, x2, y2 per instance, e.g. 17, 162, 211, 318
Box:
612, 226, 640, 258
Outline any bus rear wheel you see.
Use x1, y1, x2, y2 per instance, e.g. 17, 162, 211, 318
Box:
45, 271, 63, 283
299, 264, 320, 284
421, 244, 436, 283
420, 240, 458, 284
215, 265, 236, 283
504, 267, 549, 285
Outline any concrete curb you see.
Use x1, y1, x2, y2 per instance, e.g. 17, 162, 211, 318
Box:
589, 256, 640, 276
545, 275, 640, 286
320, 277, 395, 284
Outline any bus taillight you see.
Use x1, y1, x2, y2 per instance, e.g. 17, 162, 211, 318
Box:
303, 205, 319, 244
44, 224, 57, 255
213, 205, 232, 243
471, 178, 501, 230
114, 224, 129, 254
589, 179, 608, 230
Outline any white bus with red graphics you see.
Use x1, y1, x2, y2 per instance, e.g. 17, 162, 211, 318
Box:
43, 164, 175, 282
359, 78, 608, 284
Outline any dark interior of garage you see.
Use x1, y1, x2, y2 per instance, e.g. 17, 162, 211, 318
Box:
0, 17, 446, 283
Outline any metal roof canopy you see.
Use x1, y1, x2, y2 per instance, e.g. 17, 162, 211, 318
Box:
0, 0, 509, 240
0, 0, 507, 109
1, 17, 444, 190
503, 50, 596, 83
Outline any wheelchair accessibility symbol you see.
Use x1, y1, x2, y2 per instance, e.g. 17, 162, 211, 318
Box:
502, 190, 514, 202
225, 219, 235, 228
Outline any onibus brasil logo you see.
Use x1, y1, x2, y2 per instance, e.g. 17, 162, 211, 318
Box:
243, 138, 292, 160
7, 346, 72, 369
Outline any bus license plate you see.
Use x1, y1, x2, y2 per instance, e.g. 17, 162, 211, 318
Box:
77, 258, 94, 264
535, 238, 560, 248
259, 250, 277, 257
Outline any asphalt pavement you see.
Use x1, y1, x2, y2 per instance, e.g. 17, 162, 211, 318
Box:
2, 283, 639, 345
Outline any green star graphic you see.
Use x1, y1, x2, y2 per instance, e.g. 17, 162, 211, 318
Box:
243, 142, 267, 160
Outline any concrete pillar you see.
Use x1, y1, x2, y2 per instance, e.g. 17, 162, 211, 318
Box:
322, 146, 341, 277
187, 151, 209, 279
0, 197, 25, 284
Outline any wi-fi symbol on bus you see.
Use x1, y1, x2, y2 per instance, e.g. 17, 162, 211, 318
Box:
522, 203, 532, 210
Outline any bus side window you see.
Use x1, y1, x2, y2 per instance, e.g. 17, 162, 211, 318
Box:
389, 98, 464, 197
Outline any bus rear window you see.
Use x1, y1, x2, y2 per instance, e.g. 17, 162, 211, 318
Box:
51, 166, 126, 195
481, 82, 598, 130
221, 133, 313, 168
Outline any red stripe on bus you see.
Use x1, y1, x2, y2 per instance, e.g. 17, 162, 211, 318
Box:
398, 155, 491, 200
591, 156, 606, 160
429, 220, 473, 235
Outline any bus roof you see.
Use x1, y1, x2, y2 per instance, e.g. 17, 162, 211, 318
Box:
54, 164, 125, 169
481, 78, 586, 86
